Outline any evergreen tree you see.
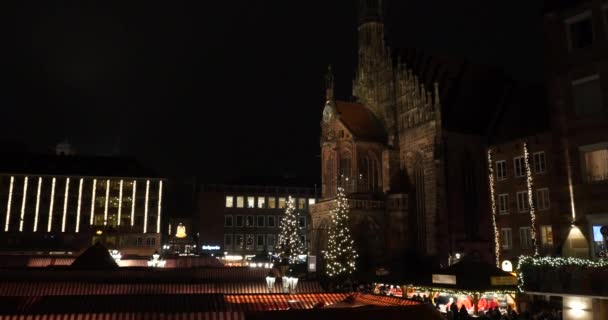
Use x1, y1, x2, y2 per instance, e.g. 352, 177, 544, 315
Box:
277, 196, 304, 263
324, 187, 358, 277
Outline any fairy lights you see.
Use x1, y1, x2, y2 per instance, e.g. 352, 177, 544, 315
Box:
103, 180, 110, 226
144, 180, 150, 233
75, 178, 83, 233
156, 180, 162, 233
90, 179, 97, 225
4, 176, 15, 232
487, 149, 500, 267
47, 177, 56, 232
517, 255, 608, 292
131, 180, 137, 227
117, 180, 124, 226
523, 142, 539, 256
410, 286, 517, 296
61, 178, 70, 232
33, 177, 42, 232
277, 196, 305, 262
323, 187, 358, 277
19, 177, 29, 232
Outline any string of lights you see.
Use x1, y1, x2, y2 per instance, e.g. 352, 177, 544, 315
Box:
143, 180, 150, 233
487, 149, 500, 267
33, 177, 42, 232
277, 196, 305, 262
323, 186, 358, 277
157, 180, 163, 233
19, 177, 29, 232
61, 178, 70, 232
103, 180, 110, 226
75, 178, 83, 233
47, 177, 56, 232
117, 180, 124, 226
517, 255, 608, 292
523, 142, 539, 256
410, 286, 517, 296
90, 179, 97, 225
131, 180, 137, 227
4, 176, 14, 232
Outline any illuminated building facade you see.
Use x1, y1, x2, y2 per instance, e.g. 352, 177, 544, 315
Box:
0, 154, 165, 256
197, 184, 318, 258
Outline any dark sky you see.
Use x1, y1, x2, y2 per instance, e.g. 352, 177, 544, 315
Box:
4, 1, 544, 185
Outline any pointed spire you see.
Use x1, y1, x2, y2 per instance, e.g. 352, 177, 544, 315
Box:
325, 65, 335, 102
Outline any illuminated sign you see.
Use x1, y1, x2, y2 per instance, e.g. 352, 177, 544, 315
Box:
175, 223, 187, 238
501, 260, 513, 272
202, 245, 220, 250
432, 274, 456, 285
308, 255, 316, 272
490, 276, 517, 286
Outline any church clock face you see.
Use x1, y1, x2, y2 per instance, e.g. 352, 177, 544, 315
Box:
323, 105, 334, 123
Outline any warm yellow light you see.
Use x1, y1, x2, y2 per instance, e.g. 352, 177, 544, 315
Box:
90, 179, 97, 225
131, 180, 137, 227
19, 177, 29, 232
144, 180, 150, 233
75, 178, 83, 233
47, 177, 56, 232
156, 180, 163, 233
117, 180, 124, 226
4, 176, 15, 232
33, 177, 42, 232
175, 223, 186, 238
96, 229, 103, 235
61, 178, 70, 232
103, 180, 110, 226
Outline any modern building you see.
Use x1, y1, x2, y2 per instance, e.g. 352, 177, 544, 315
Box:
0, 153, 166, 256
311, 0, 520, 270
197, 184, 318, 259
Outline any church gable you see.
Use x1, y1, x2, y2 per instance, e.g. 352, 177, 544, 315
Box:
335, 101, 386, 140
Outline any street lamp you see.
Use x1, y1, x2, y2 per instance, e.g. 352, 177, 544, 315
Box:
147, 252, 166, 268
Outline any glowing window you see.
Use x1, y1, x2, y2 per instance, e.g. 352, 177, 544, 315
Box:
236, 196, 244, 208
247, 197, 255, 208
268, 197, 276, 209
225, 196, 234, 208
278, 197, 286, 209
308, 198, 316, 205
298, 198, 306, 209
541, 225, 553, 246
257, 197, 265, 208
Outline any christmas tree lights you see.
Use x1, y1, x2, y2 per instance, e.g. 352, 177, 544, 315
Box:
277, 196, 305, 263
323, 187, 358, 277
523, 142, 538, 256
487, 149, 500, 267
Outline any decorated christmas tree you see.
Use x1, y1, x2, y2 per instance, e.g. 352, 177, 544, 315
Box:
324, 187, 358, 277
277, 196, 305, 263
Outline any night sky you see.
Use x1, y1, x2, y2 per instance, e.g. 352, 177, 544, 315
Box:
5, 1, 544, 185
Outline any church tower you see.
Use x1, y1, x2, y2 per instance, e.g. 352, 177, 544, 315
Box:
353, 0, 396, 141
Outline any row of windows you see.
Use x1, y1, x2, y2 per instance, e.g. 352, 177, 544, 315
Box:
223, 233, 307, 251
495, 152, 546, 180
497, 188, 550, 214
224, 215, 306, 229
500, 225, 553, 250
225, 196, 316, 209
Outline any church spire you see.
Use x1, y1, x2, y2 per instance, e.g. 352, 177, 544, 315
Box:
358, 0, 383, 26
325, 65, 334, 102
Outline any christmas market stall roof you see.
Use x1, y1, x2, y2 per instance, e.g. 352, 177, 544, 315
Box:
70, 243, 119, 269
415, 257, 517, 293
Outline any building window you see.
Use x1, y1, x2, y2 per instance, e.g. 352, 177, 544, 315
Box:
501, 228, 512, 250
298, 216, 306, 228
516, 191, 529, 213
224, 215, 233, 227
146, 237, 156, 246
236, 196, 244, 208
246, 215, 254, 227
256, 234, 265, 250
225, 196, 234, 208
268, 197, 276, 209
496, 160, 507, 180
235, 215, 244, 227
136, 237, 143, 246
572, 75, 603, 117
566, 11, 593, 50
278, 197, 286, 209
224, 234, 233, 248
536, 188, 550, 211
581, 144, 608, 182
257, 197, 265, 208
235, 234, 244, 249
300, 235, 306, 248
533, 152, 546, 174
298, 198, 306, 209
267, 216, 276, 228
246, 234, 254, 250
256, 216, 265, 227
308, 198, 316, 206
498, 193, 509, 214
513, 156, 525, 178
267, 234, 276, 249
541, 225, 553, 246
247, 196, 255, 208
520, 227, 532, 249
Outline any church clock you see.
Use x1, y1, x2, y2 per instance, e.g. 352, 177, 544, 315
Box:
323, 102, 335, 123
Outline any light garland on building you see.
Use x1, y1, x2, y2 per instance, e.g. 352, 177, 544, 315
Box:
157, 180, 163, 233
323, 186, 358, 277
90, 179, 97, 225
61, 178, 70, 232
523, 142, 538, 256
103, 180, 110, 226
487, 149, 500, 267
117, 180, 124, 226
33, 177, 42, 232
517, 255, 608, 292
131, 180, 137, 226
47, 177, 56, 232
4, 176, 14, 232
144, 180, 150, 233
19, 177, 29, 232
75, 178, 83, 233
410, 286, 517, 296
277, 196, 305, 262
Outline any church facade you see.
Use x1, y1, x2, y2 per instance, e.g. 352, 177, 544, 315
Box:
310, 0, 512, 270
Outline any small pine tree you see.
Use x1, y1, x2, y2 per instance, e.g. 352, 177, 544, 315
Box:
323, 187, 358, 277
277, 196, 304, 263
